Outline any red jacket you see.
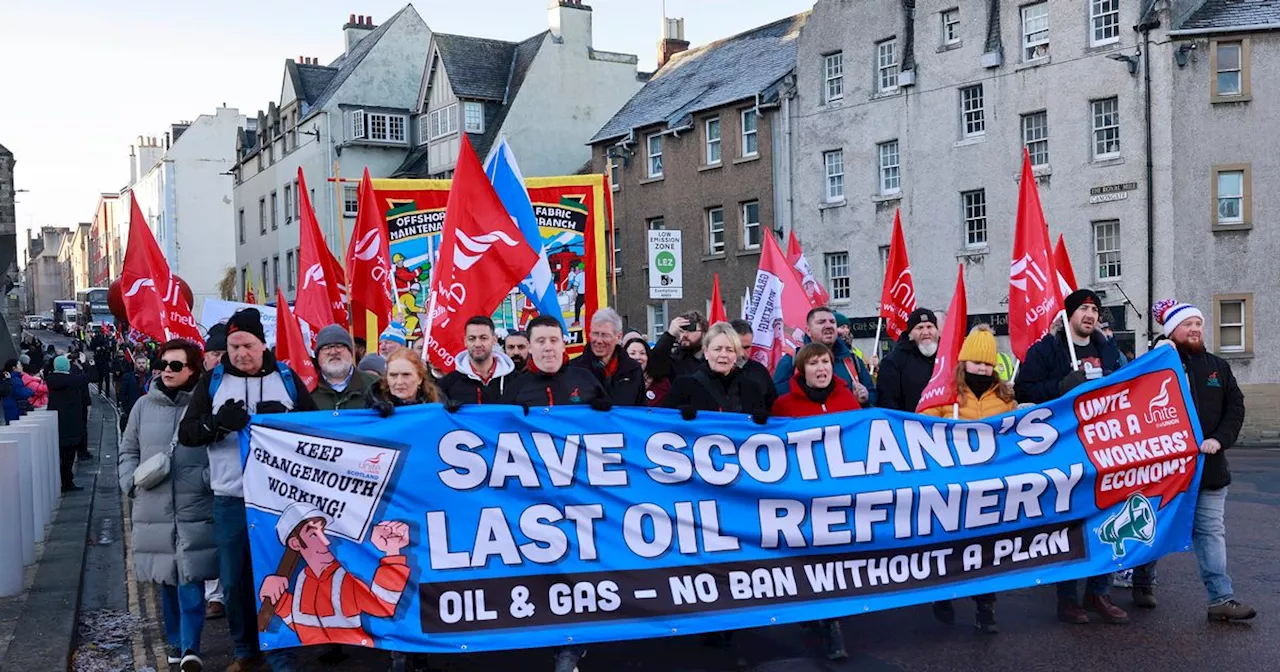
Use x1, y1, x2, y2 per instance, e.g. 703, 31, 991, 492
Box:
771, 376, 861, 417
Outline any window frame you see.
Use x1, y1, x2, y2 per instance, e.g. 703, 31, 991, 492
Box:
428, 104, 458, 140
705, 117, 722, 166
877, 39, 900, 93
824, 52, 845, 103
647, 134, 664, 178
1093, 219, 1121, 281
258, 197, 266, 235
286, 250, 296, 291
1212, 294, 1253, 355
1021, 110, 1049, 168
1090, 0, 1120, 46
608, 155, 620, 190
260, 260, 269, 293
648, 303, 669, 342
350, 109, 366, 140
647, 217, 666, 231
272, 255, 280, 294
342, 184, 359, 219
877, 140, 901, 195
1211, 164, 1251, 229
1210, 39, 1251, 102
962, 189, 988, 249
270, 190, 278, 230
462, 101, 485, 133
942, 8, 961, 45
741, 201, 761, 250
741, 109, 759, 157
825, 251, 851, 301
707, 207, 726, 255
1091, 97, 1120, 161
823, 150, 845, 203
1021, 3, 1050, 62
283, 184, 294, 225
960, 84, 986, 137
238, 208, 245, 244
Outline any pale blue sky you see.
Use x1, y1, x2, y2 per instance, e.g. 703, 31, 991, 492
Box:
0, 0, 813, 245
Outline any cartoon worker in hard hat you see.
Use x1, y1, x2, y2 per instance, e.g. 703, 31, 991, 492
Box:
257, 502, 411, 647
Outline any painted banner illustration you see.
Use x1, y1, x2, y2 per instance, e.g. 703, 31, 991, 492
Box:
370, 176, 611, 357
242, 347, 1202, 654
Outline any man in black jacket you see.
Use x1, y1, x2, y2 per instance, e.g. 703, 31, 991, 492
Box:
650, 310, 707, 381
731, 319, 779, 410
47, 355, 91, 491
439, 316, 519, 404
1015, 289, 1129, 626
501, 315, 607, 409
568, 308, 645, 406
877, 308, 939, 411
1130, 300, 1255, 620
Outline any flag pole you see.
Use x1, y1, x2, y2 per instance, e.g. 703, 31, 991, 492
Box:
952, 403, 959, 420
872, 317, 882, 362
1061, 309, 1080, 371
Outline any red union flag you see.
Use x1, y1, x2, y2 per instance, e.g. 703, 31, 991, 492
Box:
121, 194, 203, 345
346, 167, 395, 333
274, 288, 318, 392
786, 231, 829, 307
1053, 234, 1080, 299
423, 135, 538, 372
709, 273, 728, 325
1075, 369, 1198, 510
296, 168, 349, 330
745, 232, 811, 372
879, 209, 916, 339
916, 264, 968, 414
1009, 149, 1062, 361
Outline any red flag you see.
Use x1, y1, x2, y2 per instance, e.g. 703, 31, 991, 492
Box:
1008, 149, 1063, 360
709, 273, 728, 325
274, 288, 318, 392
785, 231, 830, 307
295, 168, 350, 330
1052, 234, 1079, 298
744, 231, 812, 372
916, 264, 968, 414
878, 209, 917, 339
423, 135, 538, 372
120, 194, 203, 345
346, 167, 395, 334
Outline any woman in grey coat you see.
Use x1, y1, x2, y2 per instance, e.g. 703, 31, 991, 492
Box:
119, 340, 216, 672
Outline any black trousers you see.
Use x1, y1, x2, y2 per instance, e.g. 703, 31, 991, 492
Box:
60, 441, 84, 488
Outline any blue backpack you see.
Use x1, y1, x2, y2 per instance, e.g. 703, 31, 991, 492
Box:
208, 363, 298, 405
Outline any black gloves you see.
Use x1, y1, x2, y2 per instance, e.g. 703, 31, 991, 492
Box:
375, 400, 396, 418
751, 410, 769, 426
444, 398, 464, 413
679, 405, 698, 421
216, 400, 251, 432
588, 397, 613, 412
1058, 370, 1089, 395
255, 400, 289, 415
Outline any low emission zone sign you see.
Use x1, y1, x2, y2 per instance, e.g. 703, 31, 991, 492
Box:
648, 230, 683, 300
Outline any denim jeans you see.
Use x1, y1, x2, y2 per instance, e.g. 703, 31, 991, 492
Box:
160, 583, 206, 655
1056, 574, 1111, 601
213, 496, 295, 671
1133, 487, 1233, 605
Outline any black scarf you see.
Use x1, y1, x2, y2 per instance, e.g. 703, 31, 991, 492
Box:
158, 375, 199, 401
797, 377, 835, 404
964, 372, 996, 397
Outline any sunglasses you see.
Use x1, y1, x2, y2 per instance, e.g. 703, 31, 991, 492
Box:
160, 360, 190, 372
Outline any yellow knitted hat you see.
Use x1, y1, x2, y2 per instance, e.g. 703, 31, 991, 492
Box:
958, 326, 998, 366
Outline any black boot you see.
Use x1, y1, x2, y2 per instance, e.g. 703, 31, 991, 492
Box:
975, 604, 999, 634
822, 620, 848, 660
932, 600, 956, 625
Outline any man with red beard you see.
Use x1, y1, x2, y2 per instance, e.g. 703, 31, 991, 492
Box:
1129, 300, 1255, 620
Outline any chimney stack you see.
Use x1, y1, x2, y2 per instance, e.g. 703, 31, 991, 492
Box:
658, 17, 689, 68
548, 0, 592, 46
344, 13, 377, 55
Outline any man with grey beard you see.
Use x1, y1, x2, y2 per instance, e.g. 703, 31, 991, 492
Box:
310, 325, 379, 411
876, 308, 939, 411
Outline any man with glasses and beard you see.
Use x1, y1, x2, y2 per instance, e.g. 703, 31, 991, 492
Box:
311, 325, 379, 411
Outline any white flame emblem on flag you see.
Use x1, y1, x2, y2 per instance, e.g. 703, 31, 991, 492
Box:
455, 225, 522, 271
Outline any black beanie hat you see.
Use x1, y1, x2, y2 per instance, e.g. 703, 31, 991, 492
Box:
205, 323, 228, 351
906, 308, 937, 332
226, 308, 266, 344
1064, 289, 1101, 319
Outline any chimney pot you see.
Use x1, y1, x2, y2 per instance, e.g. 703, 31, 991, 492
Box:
349, 13, 355, 23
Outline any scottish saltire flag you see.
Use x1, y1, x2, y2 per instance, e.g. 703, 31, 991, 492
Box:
484, 137, 564, 328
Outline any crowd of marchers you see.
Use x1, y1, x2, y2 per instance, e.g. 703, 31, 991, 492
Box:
79, 288, 1255, 672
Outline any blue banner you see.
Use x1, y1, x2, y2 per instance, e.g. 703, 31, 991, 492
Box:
242, 347, 1203, 654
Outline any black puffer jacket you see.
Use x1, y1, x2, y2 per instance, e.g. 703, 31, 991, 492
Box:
650, 332, 704, 381
663, 363, 772, 416
568, 346, 646, 407
876, 332, 937, 412
500, 365, 606, 407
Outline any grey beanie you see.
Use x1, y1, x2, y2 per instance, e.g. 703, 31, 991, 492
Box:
357, 354, 386, 376
314, 324, 354, 355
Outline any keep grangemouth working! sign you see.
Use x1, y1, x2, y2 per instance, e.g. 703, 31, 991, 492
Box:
240, 347, 1202, 653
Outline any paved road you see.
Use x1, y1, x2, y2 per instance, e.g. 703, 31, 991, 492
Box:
100, 449, 1279, 672
24, 328, 78, 353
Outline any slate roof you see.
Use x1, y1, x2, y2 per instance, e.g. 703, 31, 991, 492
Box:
1180, 0, 1280, 30
0, 143, 11, 157
589, 12, 808, 145
295, 63, 339, 105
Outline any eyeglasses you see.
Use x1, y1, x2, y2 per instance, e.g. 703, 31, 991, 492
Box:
160, 360, 189, 372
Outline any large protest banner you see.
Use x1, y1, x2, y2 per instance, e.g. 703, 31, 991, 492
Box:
242, 347, 1202, 653
370, 176, 611, 357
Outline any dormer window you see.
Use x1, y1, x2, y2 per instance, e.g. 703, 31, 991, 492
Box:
349, 109, 408, 144
428, 104, 459, 140
463, 102, 485, 134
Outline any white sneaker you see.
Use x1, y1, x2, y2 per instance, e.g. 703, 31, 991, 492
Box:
180, 651, 203, 672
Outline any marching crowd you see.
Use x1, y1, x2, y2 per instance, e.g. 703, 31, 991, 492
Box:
13, 286, 1255, 672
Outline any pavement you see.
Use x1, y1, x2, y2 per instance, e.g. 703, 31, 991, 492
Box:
3, 372, 1277, 671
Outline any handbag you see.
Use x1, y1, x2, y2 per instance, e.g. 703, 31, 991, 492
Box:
134, 423, 181, 490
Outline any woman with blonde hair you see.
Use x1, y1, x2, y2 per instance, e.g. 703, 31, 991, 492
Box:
922, 324, 1013, 633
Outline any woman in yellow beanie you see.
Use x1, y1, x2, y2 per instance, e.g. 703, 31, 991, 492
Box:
922, 324, 1015, 633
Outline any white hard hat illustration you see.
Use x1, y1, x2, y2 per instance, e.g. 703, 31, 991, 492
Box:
276, 502, 333, 545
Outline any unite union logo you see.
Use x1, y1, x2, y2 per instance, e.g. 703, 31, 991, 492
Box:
1144, 378, 1179, 427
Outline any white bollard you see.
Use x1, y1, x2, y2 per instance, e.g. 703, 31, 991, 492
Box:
0, 440, 23, 596
16, 416, 55, 519
26, 413, 58, 512
0, 429, 36, 566
33, 409, 60, 503
0, 427, 45, 543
